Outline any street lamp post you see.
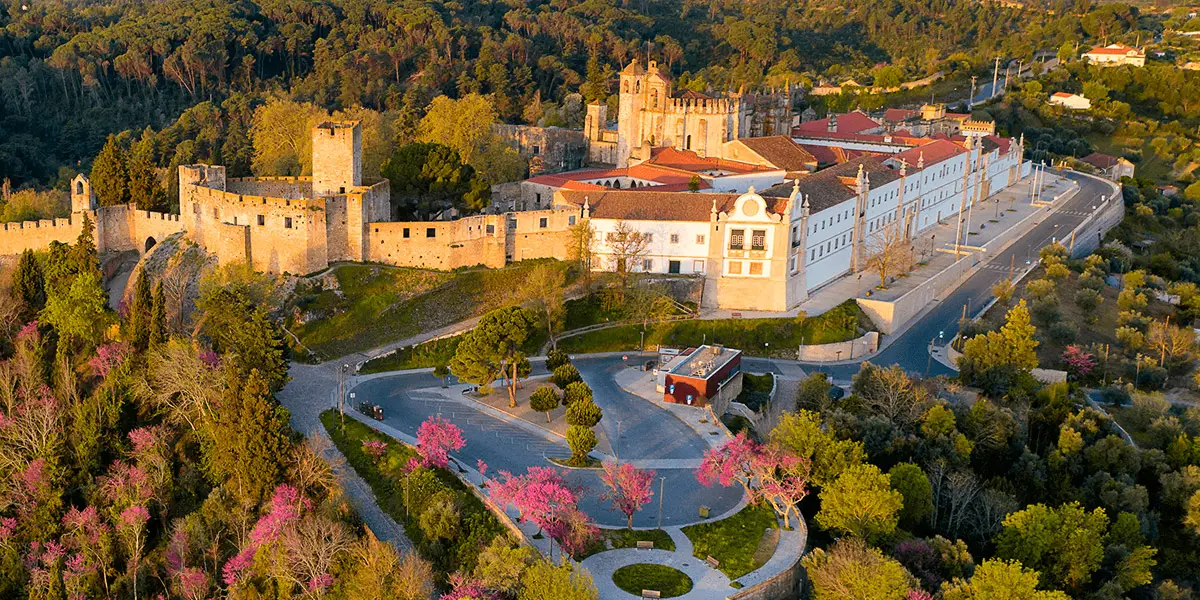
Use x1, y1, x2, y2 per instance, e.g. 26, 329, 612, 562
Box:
616, 420, 622, 465
657, 476, 666, 529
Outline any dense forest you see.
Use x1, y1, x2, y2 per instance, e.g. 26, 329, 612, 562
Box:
0, 0, 1149, 189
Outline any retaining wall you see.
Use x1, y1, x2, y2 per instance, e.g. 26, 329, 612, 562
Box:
797, 331, 880, 362
726, 519, 808, 600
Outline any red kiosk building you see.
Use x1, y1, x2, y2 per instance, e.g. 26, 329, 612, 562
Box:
662, 345, 743, 407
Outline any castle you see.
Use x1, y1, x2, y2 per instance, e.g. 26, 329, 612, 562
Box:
585, 60, 795, 168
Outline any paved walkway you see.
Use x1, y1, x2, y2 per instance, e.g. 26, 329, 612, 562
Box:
582, 520, 807, 599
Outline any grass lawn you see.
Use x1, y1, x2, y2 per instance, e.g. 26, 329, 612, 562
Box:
1086, 132, 1175, 184
682, 504, 778, 580
612, 564, 693, 598
319, 410, 508, 583
577, 528, 677, 559
290, 261, 570, 360
558, 299, 873, 358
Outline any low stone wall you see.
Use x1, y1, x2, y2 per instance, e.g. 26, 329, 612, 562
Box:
727, 519, 808, 600
797, 331, 880, 362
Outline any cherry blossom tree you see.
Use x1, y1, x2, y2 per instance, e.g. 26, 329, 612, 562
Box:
361, 439, 387, 460
166, 526, 209, 600
599, 462, 655, 529
62, 505, 114, 596
89, 342, 129, 377
1061, 345, 1098, 380
223, 484, 307, 585
696, 432, 812, 528
117, 505, 150, 600
441, 574, 499, 600
416, 415, 466, 469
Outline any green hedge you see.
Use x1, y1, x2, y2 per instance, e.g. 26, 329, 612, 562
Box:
559, 300, 872, 357
320, 410, 508, 584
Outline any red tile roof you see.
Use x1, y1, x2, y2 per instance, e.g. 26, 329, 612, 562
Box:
763, 156, 899, 212
734, 136, 818, 171
1080, 152, 1120, 169
526, 163, 705, 189
646, 147, 774, 174
557, 190, 787, 221
794, 110, 881, 135
1085, 44, 1143, 56
889, 139, 968, 170
884, 108, 920, 122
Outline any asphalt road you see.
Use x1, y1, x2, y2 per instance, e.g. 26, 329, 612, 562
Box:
353, 357, 742, 528
782, 170, 1114, 381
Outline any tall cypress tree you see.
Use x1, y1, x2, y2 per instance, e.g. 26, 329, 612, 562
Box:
128, 268, 152, 350
91, 135, 130, 207
11, 250, 45, 323
127, 133, 166, 212
150, 280, 167, 347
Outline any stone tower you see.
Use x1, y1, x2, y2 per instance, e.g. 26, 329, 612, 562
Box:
312, 121, 362, 197
616, 61, 646, 169
585, 102, 607, 142
70, 174, 96, 213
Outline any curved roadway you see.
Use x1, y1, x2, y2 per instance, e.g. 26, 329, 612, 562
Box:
351, 356, 742, 528
745, 170, 1115, 381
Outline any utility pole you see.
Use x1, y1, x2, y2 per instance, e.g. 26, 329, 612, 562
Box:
992, 57, 1000, 100
925, 338, 934, 377
657, 476, 666, 529
969, 75, 978, 109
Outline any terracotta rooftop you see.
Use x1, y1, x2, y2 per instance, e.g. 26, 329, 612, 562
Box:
646, 147, 775, 174
794, 110, 881, 135
526, 163, 707, 189
1080, 152, 1121, 169
735, 136, 819, 171
557, 190, 787, 222
889, 139, 968, 170
763, 156, 899, 213
884, 108, 920, 122
1085, 43, 1144, 56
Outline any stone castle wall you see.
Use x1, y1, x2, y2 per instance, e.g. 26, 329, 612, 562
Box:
226, 177, 313, 200
0, 217, 83, 255
368, 215, 508, 269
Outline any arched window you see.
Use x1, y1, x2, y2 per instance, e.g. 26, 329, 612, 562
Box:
651, 89, 659, 108
75, 181, 84, 195
614, 180, 622, 189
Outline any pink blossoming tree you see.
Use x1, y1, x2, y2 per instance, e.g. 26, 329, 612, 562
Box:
416, 415, 466, 469
696, 432, 812, 528
599, 462, 655, 529
89, 342, 130, 378
361, 439, 387, 460
1061, 345, 1097, 380
62, 505, 114, 597
222, 484, 306, 586
117, 506, 150, 600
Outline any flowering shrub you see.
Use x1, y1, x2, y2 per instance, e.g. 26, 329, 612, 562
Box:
599, 462, 655, 529
361, 439, 387, 459
222, 484, 307, 585
89, 342, 130, 378
416, 415, 466, 469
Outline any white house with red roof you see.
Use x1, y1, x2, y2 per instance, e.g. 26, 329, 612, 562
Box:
1082, 44, 1146, 67
1049, 92, 1092, 110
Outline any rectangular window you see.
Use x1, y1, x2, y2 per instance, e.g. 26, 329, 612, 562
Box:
533, 145, 541, 155
485, 224, 495, 235
642, 258, 653, 271
644, 233, 653, 243
539, 217, 548, 228
790, 255, 798, 273
730, 229, 744, 249
749, 262, 763, 275
568, 215, 576, 225
670, 234, 679, 244
751, 230, 766, 250
193, 203, 200, 215
728, 261, 743, 275
426, 227, 436, 238
403, 228, 410, 238
257, 215, 265, 226
668, 260, 681, 274
696, 234, 706, 245
212, 208, 219, 219
284, 217, 293, 229
693, 260, 705, 272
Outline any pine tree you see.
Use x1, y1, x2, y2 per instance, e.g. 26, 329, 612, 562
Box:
203, 369, 291, 504
127, 268, 152, 350
69, 213, 98, 276
150, 280, 167, 347
11, 250, 45, 323
91, 135, 130, 207
127, 134, 166, 212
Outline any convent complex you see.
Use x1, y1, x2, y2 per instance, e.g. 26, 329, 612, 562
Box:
0, 60, 1031, 313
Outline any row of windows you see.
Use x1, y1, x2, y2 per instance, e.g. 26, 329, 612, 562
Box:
597, 231, 707, 245
195, 203, 296, 229
809, 233, 851, 261
728, 261, 764, 275
729, 229, 766, 250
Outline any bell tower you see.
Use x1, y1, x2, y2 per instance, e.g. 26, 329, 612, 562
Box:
71, 174, 96, 213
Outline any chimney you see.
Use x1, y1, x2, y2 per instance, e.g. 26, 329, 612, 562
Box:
827, 114, 838, 134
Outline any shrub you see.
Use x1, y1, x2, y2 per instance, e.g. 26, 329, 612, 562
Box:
562, 381, 593, 406
404, 467, 451, 516
1116, 311, 1149, 330
1039, 242, 1068, 264
566, 398, 603, 428
419, 490, 461, 541
1074, 288, 1101, 313
545, 349, 571, 371
1030, 299, 1061, 326
1115, 326, 1145, 351
1045, 262, 1071, 281
1118, 289, 1148, 311
530, 386, 560, 422
552, 364, 582, 389
1098, 386, 1131, 407
566, 425, 597, 465
1047, 321, 1076, 344
1026, 278, 1056, 300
